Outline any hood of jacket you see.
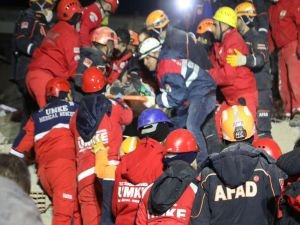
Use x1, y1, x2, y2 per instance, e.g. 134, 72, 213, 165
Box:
76, 93, 112, 142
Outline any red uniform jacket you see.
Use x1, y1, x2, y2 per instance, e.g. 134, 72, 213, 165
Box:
269, 0, 300, 49
29, 21, 80, 79
209, 29, 257, 104
112, 138, 164, 225
70, 97, 133, 192
10, 100, 78, 166
80, 2, 104, 47
135, 183, 198, 225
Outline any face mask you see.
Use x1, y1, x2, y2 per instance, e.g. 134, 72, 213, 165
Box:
44, 9, 53, 23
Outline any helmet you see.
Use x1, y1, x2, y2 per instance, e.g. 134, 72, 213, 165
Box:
221, 105, 256, 142
46, 78, 70, 97
213, 6, 237, 28
81, 67, 106, 93
29, 0, 54, 11
235, 2, 257, 17
145, 10, 170, 31
120, 137, 140, 156
129, 30, 139, 46
138, 37, 162, 59
57, 0, 82, 21
138, 108, 170, 129
91, 26, 118, 47
252, 138, 282, 159
164, 129, 198, 154
196, 18, 215, 35
103, 0, 119, 14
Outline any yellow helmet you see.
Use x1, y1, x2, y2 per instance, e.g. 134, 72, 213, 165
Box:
221, 105, 255, 142
235, 2, 257, 17
213, 6, 237, 28
145, 10, 170, 31
120, 137, 140, 156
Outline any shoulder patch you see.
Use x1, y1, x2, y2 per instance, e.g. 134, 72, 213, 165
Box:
89, 12, 98, 23
83, 57, 93, 68
20, 21, 29, 29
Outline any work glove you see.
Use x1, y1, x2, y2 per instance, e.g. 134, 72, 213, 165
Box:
226, 49, 247, 67
143, 96, 156, 108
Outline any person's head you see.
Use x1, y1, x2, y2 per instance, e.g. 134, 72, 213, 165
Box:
57, 0, 82, 26
163, 129, 198, 169
81, 67, 107, 94
0, 154, 30, 194
252, 138, 282, 160
138, 108, 172, 142
29, 0, 54, 23
213, 6, 237, 41
91, 26, 118, 60
46, 78, 71, 103
139, 37, 162, 71
235, 2, 257, 32
196, 18, 215, 50
114, 28, 131, 58
128, 30, 140, 53
145, 9, 170, 42
120, 136, 140, 157
98, 0, 119, 16
221, 105, 256, 145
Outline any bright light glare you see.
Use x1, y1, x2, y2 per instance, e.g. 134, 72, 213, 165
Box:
175, 0, 194, 11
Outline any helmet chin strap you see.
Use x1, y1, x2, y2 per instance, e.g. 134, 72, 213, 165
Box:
218, 21, 231, 41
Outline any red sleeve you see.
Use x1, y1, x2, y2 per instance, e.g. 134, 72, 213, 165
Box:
135, 196, 148, 225
268, 32, 275, 54
110, 100, 133, 126
10, 117, 35, 158
63, 32, 80, 79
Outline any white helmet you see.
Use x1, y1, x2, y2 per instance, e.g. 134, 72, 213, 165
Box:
139, 37, 162, 59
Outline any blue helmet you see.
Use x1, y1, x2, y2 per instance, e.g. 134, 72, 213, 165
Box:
138, 108, 171, 129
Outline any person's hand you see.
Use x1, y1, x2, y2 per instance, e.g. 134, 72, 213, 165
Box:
143, 96, 156, 108
226, 49, 247, 67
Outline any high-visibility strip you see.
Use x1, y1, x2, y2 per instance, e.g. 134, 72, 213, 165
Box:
161, 92, 171, 108
34, 123, 70, 141
78, 167, 95, 182
190, 182, 198, 194
27, 43, 33, 55
10, 149, 25, 158
186, 64, 199, 87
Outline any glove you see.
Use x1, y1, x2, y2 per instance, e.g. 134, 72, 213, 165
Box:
226, 49, 247, 67
143, 96, 156, 108
92, 141, 108, 154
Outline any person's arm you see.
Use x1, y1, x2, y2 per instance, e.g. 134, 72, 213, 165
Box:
277, 147, 300, 176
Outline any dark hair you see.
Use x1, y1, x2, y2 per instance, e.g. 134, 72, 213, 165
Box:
0, 154, 30, 194
116, 28, 131, 45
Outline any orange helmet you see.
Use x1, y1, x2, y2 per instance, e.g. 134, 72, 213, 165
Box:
252, 138, 282, 159
91, 26, 118, 47
120, 137, 140, 156
103, 0, 119, 14
145, 10, 170, 31
57, 0, 81, 21
235, 2, 257, 17
46, 78, 70, 97
129, 30, 139, 46
81, 67, 106, 93
196, 18, 215, 35
221, 105, 256, 142
164, 129, 198, 154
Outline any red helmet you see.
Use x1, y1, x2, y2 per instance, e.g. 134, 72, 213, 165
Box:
91, 26, 118, 47
57, 0, 82, 21
164, 129, 198, 154
252, 138, 282, 160
81, 67, 106, 93
103, 0, 119, 14
46, 78, 70, 97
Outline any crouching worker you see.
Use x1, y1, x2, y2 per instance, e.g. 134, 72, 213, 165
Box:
135, 129, 199, 225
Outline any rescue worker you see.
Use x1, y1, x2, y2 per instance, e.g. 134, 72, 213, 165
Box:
74, 26, 117, 103
145, 9, 212, 70
226, 2, 272, 138
112, 108, 171, 225
195, 18, 215, 53
209, 6, 258, 138
26, 0, 82, 107
252, 137, 282, 160
10, 78, 81, 225
135, 129, 199, 225
70, 67, 133, 225
12, 0, 54, 121
269, 0, 300, 127
139, 37, 220, 160
79, 0, 118, 47
191, 105, 286, 225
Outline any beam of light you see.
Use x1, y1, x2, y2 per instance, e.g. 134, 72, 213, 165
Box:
174, 0, 194, 12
